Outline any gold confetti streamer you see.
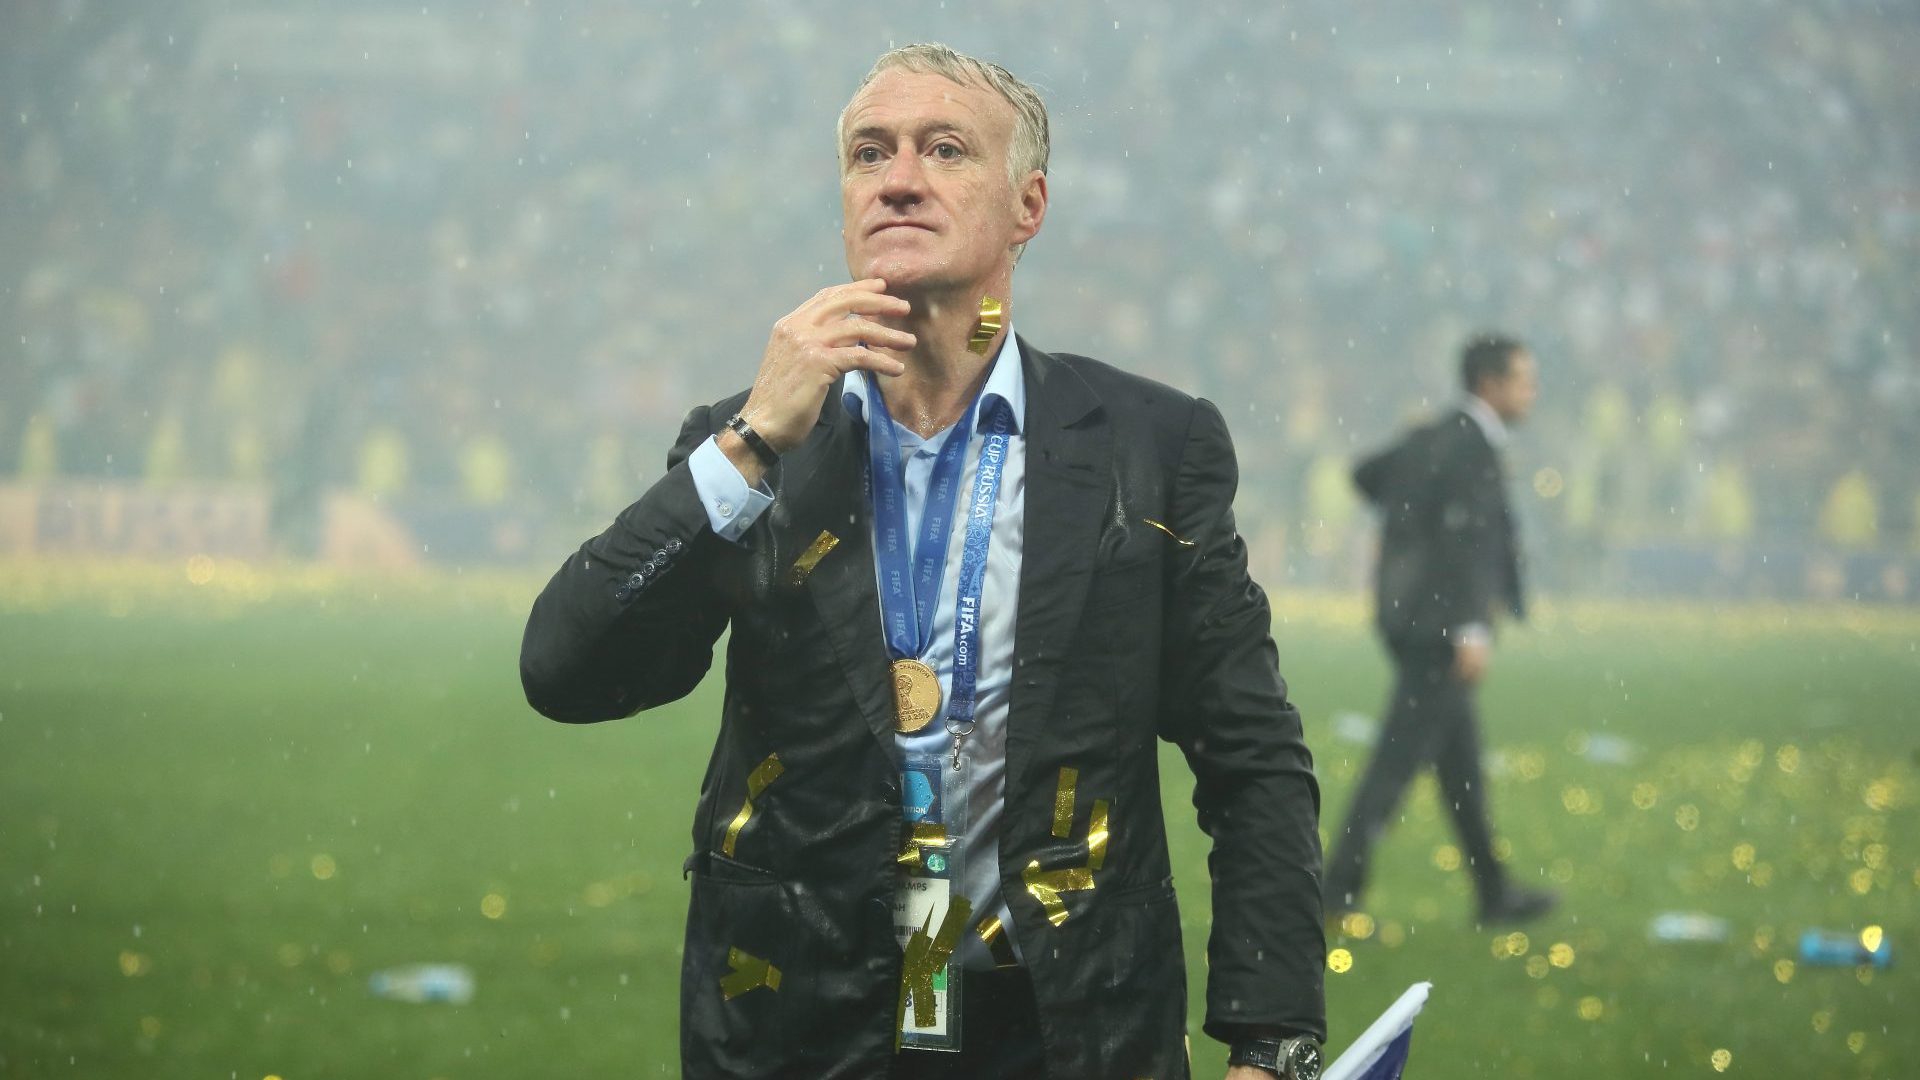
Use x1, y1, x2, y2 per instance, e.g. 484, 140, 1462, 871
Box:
976, 914, 1020, 969
967, 296, 1003, 356
1023, 863, 1093, 927
977, 914, 1005, 945
1085, 800, 1109, 870
896, 896, 972, 1038
721, 754, 785, 858
1051, 767, 1079, 839
786, 531, 840, 586
719, 946, 782, 1000
1141, 518, 1196, 547
897, 823, 948, 868
1026, 769, 1111, 925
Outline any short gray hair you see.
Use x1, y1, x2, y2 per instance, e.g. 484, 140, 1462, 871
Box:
838, 43, 1050, 185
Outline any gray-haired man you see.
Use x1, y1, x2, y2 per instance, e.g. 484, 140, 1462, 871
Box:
523, 44, 1326, 1078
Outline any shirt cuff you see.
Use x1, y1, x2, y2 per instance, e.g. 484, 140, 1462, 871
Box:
1454, 622, 1492, 648
688, 435, 774, 542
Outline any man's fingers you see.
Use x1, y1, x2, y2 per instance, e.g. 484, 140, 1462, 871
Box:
829, 346, 908, 377
818, 284, 912, 320
829, 318, 917, 351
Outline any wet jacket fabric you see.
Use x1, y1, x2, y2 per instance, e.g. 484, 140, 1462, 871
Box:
521, 342, 1325, 1078
1353, 408, 1526, 648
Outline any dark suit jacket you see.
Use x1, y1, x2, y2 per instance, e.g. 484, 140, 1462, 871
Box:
1353, 407, 1525, 651
521, 341, 1324, 1078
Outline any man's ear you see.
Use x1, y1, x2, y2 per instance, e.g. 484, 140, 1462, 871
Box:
1012, 170, 1048, 247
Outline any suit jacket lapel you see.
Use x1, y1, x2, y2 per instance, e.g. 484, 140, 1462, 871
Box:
783, 344, 1114, 766
783, 401, 897, 750
1006, 341, 1110, 778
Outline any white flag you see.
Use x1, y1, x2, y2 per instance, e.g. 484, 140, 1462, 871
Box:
1322, 982, 1432, 1080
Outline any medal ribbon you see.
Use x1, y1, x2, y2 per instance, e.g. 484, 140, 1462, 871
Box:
863, 375, 980, 662
861, 375, 1014, 732
946, 401, 1012, 732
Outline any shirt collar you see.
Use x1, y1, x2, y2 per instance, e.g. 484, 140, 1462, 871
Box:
1461, 393, 1510, 448
841, 327, 1026, 436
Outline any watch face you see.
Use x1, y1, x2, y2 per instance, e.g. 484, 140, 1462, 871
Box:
1289, 1040, 1323, 1080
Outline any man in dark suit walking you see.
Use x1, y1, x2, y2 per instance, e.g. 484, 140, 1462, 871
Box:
520, 44, 1325, 1080
1324, 335, 1555, 927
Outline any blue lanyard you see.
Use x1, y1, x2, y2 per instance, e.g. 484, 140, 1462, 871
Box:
946, 402, 1013, 731
861, 376, 1014, 734
863, 375, 979, 661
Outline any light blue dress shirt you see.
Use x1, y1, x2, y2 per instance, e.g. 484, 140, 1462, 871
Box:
688, 332, 1027, 970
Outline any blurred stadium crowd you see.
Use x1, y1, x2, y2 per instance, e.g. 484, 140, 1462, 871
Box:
3, 1, 1915, 598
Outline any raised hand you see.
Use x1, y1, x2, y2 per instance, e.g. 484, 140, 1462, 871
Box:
721, 280, 915, 477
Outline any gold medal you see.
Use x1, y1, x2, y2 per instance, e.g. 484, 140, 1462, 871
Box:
891, 658, 941, 733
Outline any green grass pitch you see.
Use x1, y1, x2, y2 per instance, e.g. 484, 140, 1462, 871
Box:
1, 562, 1914, 1078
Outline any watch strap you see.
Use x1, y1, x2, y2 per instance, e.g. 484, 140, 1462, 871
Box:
723, 413, 780, 467
1229, 1035, 1321, 1080
1228, 1036, 1285, 1074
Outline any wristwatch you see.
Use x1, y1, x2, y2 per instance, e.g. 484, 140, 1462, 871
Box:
1228, 1035, 1322, 1080
722, 412, 780, 467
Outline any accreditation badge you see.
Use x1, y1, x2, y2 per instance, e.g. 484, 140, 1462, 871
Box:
894, 751, 967, 1052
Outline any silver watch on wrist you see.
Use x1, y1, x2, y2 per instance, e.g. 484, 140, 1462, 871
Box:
1228, 1034, 1323, 1080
